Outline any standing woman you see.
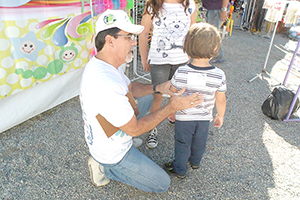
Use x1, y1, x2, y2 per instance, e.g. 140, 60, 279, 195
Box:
139, 0, 196, 148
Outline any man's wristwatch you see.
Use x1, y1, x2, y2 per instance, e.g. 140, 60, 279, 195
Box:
221, 7, 227, 12
153, 84, 161, 94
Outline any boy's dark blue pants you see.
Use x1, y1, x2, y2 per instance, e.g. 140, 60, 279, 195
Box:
173, 120, 210, 175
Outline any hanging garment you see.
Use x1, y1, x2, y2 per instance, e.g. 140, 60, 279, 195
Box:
251, 0, 266, 32
284, 1, 300, 27
264, 0, 286, 22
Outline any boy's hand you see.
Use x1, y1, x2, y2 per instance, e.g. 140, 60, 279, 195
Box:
214, 114, 224, 127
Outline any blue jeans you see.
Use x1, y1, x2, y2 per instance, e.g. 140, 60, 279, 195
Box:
102, 146, 170, 193
173, 120, 210, 175
135, 94, 153, 119
206, 10, 225, 61
101, 94, 171, 193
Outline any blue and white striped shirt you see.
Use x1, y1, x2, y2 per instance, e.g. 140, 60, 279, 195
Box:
171, 63, 227, 121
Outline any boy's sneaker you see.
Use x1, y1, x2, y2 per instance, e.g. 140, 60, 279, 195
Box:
190, 163, 200, 169
163, 161, 186, 179
188, 161, 200, 169
88, 157, 110, 187
146, 127, 158, 148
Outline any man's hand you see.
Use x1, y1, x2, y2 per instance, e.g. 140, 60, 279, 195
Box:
168, 88, 203, 112
156, 81, 173, 96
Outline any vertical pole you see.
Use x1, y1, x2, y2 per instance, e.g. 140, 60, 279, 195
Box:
89, 0, 97, 54
284, 85, 300, 121
132, 0, 138, 75
261, 20, 279, 72
283, 37, 300, 86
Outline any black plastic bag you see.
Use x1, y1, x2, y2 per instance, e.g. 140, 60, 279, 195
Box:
261, 85, 300, 120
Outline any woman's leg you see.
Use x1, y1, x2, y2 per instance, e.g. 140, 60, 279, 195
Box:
149, 64, 171, 113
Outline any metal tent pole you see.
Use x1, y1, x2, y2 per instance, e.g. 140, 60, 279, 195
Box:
282, 37, 300, 122
283, 37, 300, 85
248, 19, 281, 83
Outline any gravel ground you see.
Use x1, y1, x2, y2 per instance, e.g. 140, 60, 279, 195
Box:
1, 29, 300, 200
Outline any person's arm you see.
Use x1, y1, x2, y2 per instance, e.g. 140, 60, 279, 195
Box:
190, 4, 197, 26
213, 91, 226, 127
220, 0, 229, 22
139, 13, 153, 72
120, 88, 204, 136
168, 85, 178, 122
129, 81, 173, 98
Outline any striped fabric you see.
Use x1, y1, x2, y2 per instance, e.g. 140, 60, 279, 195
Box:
171, 63, 226, 121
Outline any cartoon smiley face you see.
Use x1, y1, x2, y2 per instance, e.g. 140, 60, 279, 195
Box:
59, 43, 78, 63
62, 49, 76, 62
20, 41, 35, 54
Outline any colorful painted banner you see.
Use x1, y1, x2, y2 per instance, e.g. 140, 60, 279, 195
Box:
0, 0, 136, 133
0, 0, 96, 99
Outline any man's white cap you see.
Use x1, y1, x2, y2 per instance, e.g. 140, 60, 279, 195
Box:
96, 9, 144, 35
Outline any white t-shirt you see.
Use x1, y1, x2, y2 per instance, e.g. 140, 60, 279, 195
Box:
80, 57, 134, 164
148, 1, 196, 65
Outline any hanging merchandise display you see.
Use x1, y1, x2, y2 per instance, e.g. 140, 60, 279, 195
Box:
263, 0, 286, 23
284, 1, 300, 40
284, 1, 300, 26
231, 0, 246, 29
242, 0, 265, 31
250, 0, 266, 33
248, 0, 287, 83
249, 1, 300, 122
242, 0, 256, 30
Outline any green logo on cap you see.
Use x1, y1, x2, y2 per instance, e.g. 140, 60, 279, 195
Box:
103, 14, 116, 25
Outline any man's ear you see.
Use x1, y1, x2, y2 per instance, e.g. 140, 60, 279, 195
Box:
105, 35, 114, 46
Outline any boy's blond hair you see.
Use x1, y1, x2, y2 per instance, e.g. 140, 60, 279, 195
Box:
183, 23, 221, 59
